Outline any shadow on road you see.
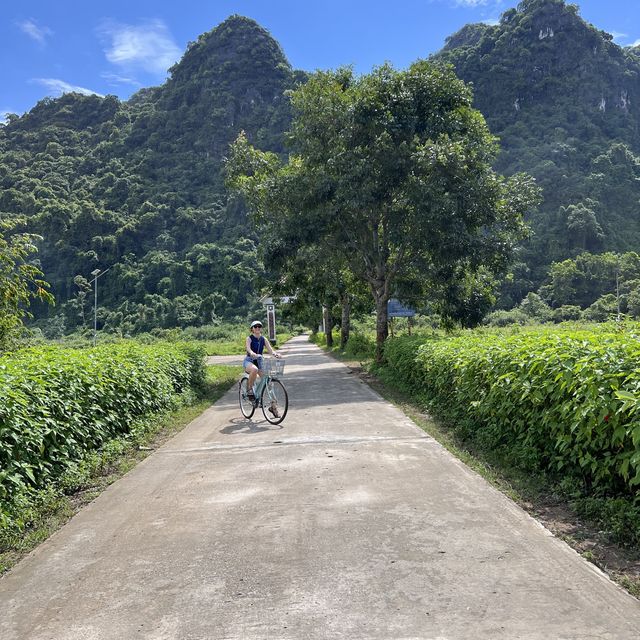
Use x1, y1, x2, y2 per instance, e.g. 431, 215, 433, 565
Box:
220, 416, 283, 435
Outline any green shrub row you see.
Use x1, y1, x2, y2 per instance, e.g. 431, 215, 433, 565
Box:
382, 330, 640, 498
0, 342, 205, 515
344, 333, 376, 359
310, 330, 375, 359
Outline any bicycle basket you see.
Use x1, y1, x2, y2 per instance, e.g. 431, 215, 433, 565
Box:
264, 357, 285, 377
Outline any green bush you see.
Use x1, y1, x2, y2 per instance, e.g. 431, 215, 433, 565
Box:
309, 330, 340, 347
344, 333, 376, 359
519, 292, 552, 323
582, 294, 618, 322
382, 329, 640, 497
0, 341, 205, 520
483, 309, 529, 327
552, 305, 582, 323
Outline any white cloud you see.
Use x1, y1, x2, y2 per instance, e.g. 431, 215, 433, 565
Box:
101, 72, 142, 87
482, 17, 500, 26
608, 30, 628, 43
17, 19, 53, 44
632, 39, 640, 47
32, 78, 104, 97
453, 0, 490, 6
99, 19, 181, 76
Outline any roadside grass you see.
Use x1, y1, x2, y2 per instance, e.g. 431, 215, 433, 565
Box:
0, 365, 241, 576
32, 324, 295, 357
312, 336, 640, 600
202, 331, 294, 356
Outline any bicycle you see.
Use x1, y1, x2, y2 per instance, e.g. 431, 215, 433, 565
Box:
238, 357, 289, 425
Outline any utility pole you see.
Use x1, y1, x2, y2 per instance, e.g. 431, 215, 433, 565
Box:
89, 266, 112, 346
90, 269, 100, 346
616, 269, 621, 323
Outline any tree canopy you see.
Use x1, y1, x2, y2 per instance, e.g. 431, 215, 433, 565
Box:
228, 61, 540, 357
0, 219, 53, 349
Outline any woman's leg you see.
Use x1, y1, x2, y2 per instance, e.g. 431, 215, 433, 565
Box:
246, 364, 259, 396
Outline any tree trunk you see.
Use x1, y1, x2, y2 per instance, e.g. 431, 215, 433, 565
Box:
340, 295, 351, 350
375, 295, 389, 363
323, 305, 334, 348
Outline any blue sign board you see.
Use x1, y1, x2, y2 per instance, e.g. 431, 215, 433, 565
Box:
387, 298, 415, 318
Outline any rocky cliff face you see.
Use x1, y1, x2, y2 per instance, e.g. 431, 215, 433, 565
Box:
439, 0, 640, 148
158, 16, 296, 155
124, 15, 300, 204
436, 0, 640, 288
2, 4, 640, 326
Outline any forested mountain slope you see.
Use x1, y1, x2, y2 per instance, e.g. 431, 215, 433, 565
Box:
435, 0, 640, 304
0, 16, 300, 333
2, 1, 640, 332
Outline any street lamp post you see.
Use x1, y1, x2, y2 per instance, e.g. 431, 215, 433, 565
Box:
90, 266, 113, 346
90, 269, 101, 347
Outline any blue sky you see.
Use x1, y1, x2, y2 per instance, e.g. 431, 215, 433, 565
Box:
2, 0, 639, 121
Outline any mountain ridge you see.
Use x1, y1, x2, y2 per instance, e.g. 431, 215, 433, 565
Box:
434, 0, 640, 302
2, 2, 640, 329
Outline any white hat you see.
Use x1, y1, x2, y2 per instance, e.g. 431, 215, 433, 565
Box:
250, 320, 263, 328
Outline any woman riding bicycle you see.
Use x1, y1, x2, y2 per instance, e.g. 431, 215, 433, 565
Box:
244, 320, 280, 402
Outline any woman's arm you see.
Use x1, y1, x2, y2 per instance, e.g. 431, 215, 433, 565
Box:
246, 336, 255, 357
264, 337, 278, 356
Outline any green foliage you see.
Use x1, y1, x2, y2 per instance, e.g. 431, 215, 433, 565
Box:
437, 0, 640, 295
0, 219, 53, 349
0, 17, 298, 332
381, 327, 640, 500
228, 61, 540, 360
0, 362, 238, 563
552, 305, 582, 322
0, 341, 205, 526
4, 3, 640, 334
518, 292, 552, 322
582, 294, 618, 322
540, 251, 640, 319
483, 308, 529, 327
344, 332, 376, 359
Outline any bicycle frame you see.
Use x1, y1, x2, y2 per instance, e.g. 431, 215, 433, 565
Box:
247, 371, 272, 405
254, 372, 268, 402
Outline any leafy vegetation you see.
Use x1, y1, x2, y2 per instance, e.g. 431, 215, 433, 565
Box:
228, 62, 539, 359
0, 363, 239, 573
0, 218, 52, 349
378, 326, 640, 544
482, 251, 640, 326
2, 2, 640, 336
436, 0, 640, 299
0, 16, 300, 334
0, 341, 205, 532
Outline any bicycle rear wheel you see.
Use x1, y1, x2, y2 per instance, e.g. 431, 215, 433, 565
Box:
239, 377, 256, 419
261, 378, 288, 425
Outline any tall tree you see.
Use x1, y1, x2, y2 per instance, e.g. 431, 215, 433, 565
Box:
0, 220, 53, 349
228, 62, 540, 359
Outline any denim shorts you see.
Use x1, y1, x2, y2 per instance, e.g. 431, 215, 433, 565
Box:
243, 355, 263, 370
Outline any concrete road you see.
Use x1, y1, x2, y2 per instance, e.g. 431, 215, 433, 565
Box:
2, 335, 640, 639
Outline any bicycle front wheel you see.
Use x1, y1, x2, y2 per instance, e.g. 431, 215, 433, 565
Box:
239, 377, 256, 419
261, 378, 288, 425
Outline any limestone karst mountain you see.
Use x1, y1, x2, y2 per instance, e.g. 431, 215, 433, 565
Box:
1, 2, 640, 328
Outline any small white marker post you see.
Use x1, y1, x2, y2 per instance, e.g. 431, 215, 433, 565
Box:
260, 296, 277, 345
